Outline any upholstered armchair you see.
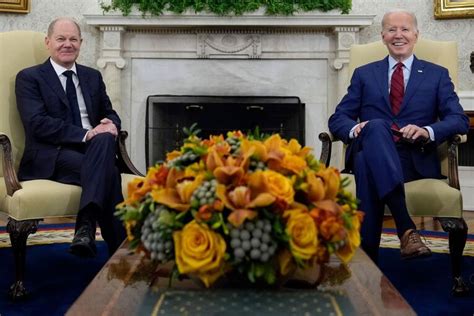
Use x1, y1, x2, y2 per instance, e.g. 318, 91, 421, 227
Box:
0, 31, 143, 300
319, 38, 469, 296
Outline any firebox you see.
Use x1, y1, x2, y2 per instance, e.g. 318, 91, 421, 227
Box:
146, 95, 305, 167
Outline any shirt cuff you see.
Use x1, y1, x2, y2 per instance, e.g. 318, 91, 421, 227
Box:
349, 124, 358, 139
83, 130, 92, 142
423, 126, 435, 141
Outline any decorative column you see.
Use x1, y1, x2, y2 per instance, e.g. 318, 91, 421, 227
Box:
329, 27, 360, 169
96, 26, 126, 118
332, 27, 359, 103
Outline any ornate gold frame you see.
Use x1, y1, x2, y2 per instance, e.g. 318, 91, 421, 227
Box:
435, 0, 474, 19
0, 0, 29, 13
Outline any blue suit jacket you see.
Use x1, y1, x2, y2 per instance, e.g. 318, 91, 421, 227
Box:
329, 56, 469, 179
15, 59, 121, 180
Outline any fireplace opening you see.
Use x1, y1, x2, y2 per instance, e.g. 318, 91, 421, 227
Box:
146, 95, 305, 167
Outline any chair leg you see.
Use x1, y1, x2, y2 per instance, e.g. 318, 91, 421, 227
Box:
436, 217, 470, 296
6, 218, 39, 300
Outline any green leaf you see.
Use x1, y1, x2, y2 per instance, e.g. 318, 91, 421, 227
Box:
247, 263, 256, 283
264, 267, 277, 284
255, 263, 265, 277
102, 0, 352, 17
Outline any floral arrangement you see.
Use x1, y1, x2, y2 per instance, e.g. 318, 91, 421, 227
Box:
116, 126, 362, 287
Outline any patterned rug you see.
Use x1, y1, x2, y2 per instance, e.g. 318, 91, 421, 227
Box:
380, 228, 474, 257
0, 223, 103, 248
1, 224, 473, 257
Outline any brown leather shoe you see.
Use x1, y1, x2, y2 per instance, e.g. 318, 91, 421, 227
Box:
400, 229, 431, 259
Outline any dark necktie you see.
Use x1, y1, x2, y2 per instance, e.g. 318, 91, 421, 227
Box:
63, 70, 82, 127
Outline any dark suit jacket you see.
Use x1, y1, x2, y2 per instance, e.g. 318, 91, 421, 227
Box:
15, 59, 121, 180
329, 56, 469, 179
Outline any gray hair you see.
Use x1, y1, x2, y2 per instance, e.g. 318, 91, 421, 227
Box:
47, 17, 82, 38
381, 9, 418, 32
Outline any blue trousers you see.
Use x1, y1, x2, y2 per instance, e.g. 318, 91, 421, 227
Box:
350, 119, 419, 262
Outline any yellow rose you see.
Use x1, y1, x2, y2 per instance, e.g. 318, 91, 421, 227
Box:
173, 221, 227, 287
249, 170, 294, 204
281, 154, 307, 174
284, 209, 318, 260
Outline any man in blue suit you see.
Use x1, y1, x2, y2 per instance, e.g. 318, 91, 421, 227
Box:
329, 9, 469, 262
15, 18, 125, 257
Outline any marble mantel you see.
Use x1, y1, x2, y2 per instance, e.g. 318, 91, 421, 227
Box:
85, 12, 375, 172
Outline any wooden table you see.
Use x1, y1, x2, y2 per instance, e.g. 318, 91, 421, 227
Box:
67, 244, 415, 315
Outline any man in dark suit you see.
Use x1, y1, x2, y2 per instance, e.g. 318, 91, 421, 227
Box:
329, 9, 469, 262
15, 17, 125, 257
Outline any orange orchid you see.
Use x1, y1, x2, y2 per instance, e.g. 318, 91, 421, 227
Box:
286, 138, 312, 158
316, 167, 341, 200
263, 134, 287, 170
213, 155, 246, 186
240, 138, 268, 162
151, 176, 204, 212
216, 185, 275, 227
336, 211, 363, 263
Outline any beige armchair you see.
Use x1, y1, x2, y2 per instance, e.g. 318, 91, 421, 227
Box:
319, 38, 469, 296
0, 31, 143, 300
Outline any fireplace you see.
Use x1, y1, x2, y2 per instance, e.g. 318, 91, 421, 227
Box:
85, 12, 375, 173
146, 95, 305, 166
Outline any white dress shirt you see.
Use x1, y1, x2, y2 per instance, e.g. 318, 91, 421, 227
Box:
49, 58, 92, 130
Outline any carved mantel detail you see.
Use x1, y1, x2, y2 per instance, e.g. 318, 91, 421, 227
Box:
197, 32, 261, 59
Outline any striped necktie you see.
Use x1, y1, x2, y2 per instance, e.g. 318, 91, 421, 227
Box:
390, 62, 404, 118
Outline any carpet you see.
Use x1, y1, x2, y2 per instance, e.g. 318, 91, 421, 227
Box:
0, 225, 473, 315
378, 229, 474, 316
0, 224, 108, 316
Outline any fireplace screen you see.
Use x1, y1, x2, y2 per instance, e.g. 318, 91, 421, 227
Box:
146, 95, 305, 167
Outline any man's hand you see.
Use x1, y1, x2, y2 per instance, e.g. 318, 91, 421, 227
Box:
86, 118, 118, 141
399, 124, 429, 142
354, 121, 369, 138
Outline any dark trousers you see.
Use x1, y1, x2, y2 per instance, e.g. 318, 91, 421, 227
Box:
53, 133, 125, 253
350, 119, 420, 262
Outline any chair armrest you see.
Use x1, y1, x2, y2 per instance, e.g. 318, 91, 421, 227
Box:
0, 133, 22, 196
446, 134, 465, 190
318, 131, 339, 166
318, 132, 466, 190
117, 131, 144, 177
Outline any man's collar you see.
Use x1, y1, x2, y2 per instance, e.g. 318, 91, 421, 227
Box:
49, 58, 77, 77
388, 54, 414, 71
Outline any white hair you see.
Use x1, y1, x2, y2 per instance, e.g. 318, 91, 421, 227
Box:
381, 9, 418, 32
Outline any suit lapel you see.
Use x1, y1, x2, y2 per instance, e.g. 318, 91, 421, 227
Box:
40, 59, 69, 107
401, 56, 425, 113
373, 57, 390, 110
76, 65, 96, 125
